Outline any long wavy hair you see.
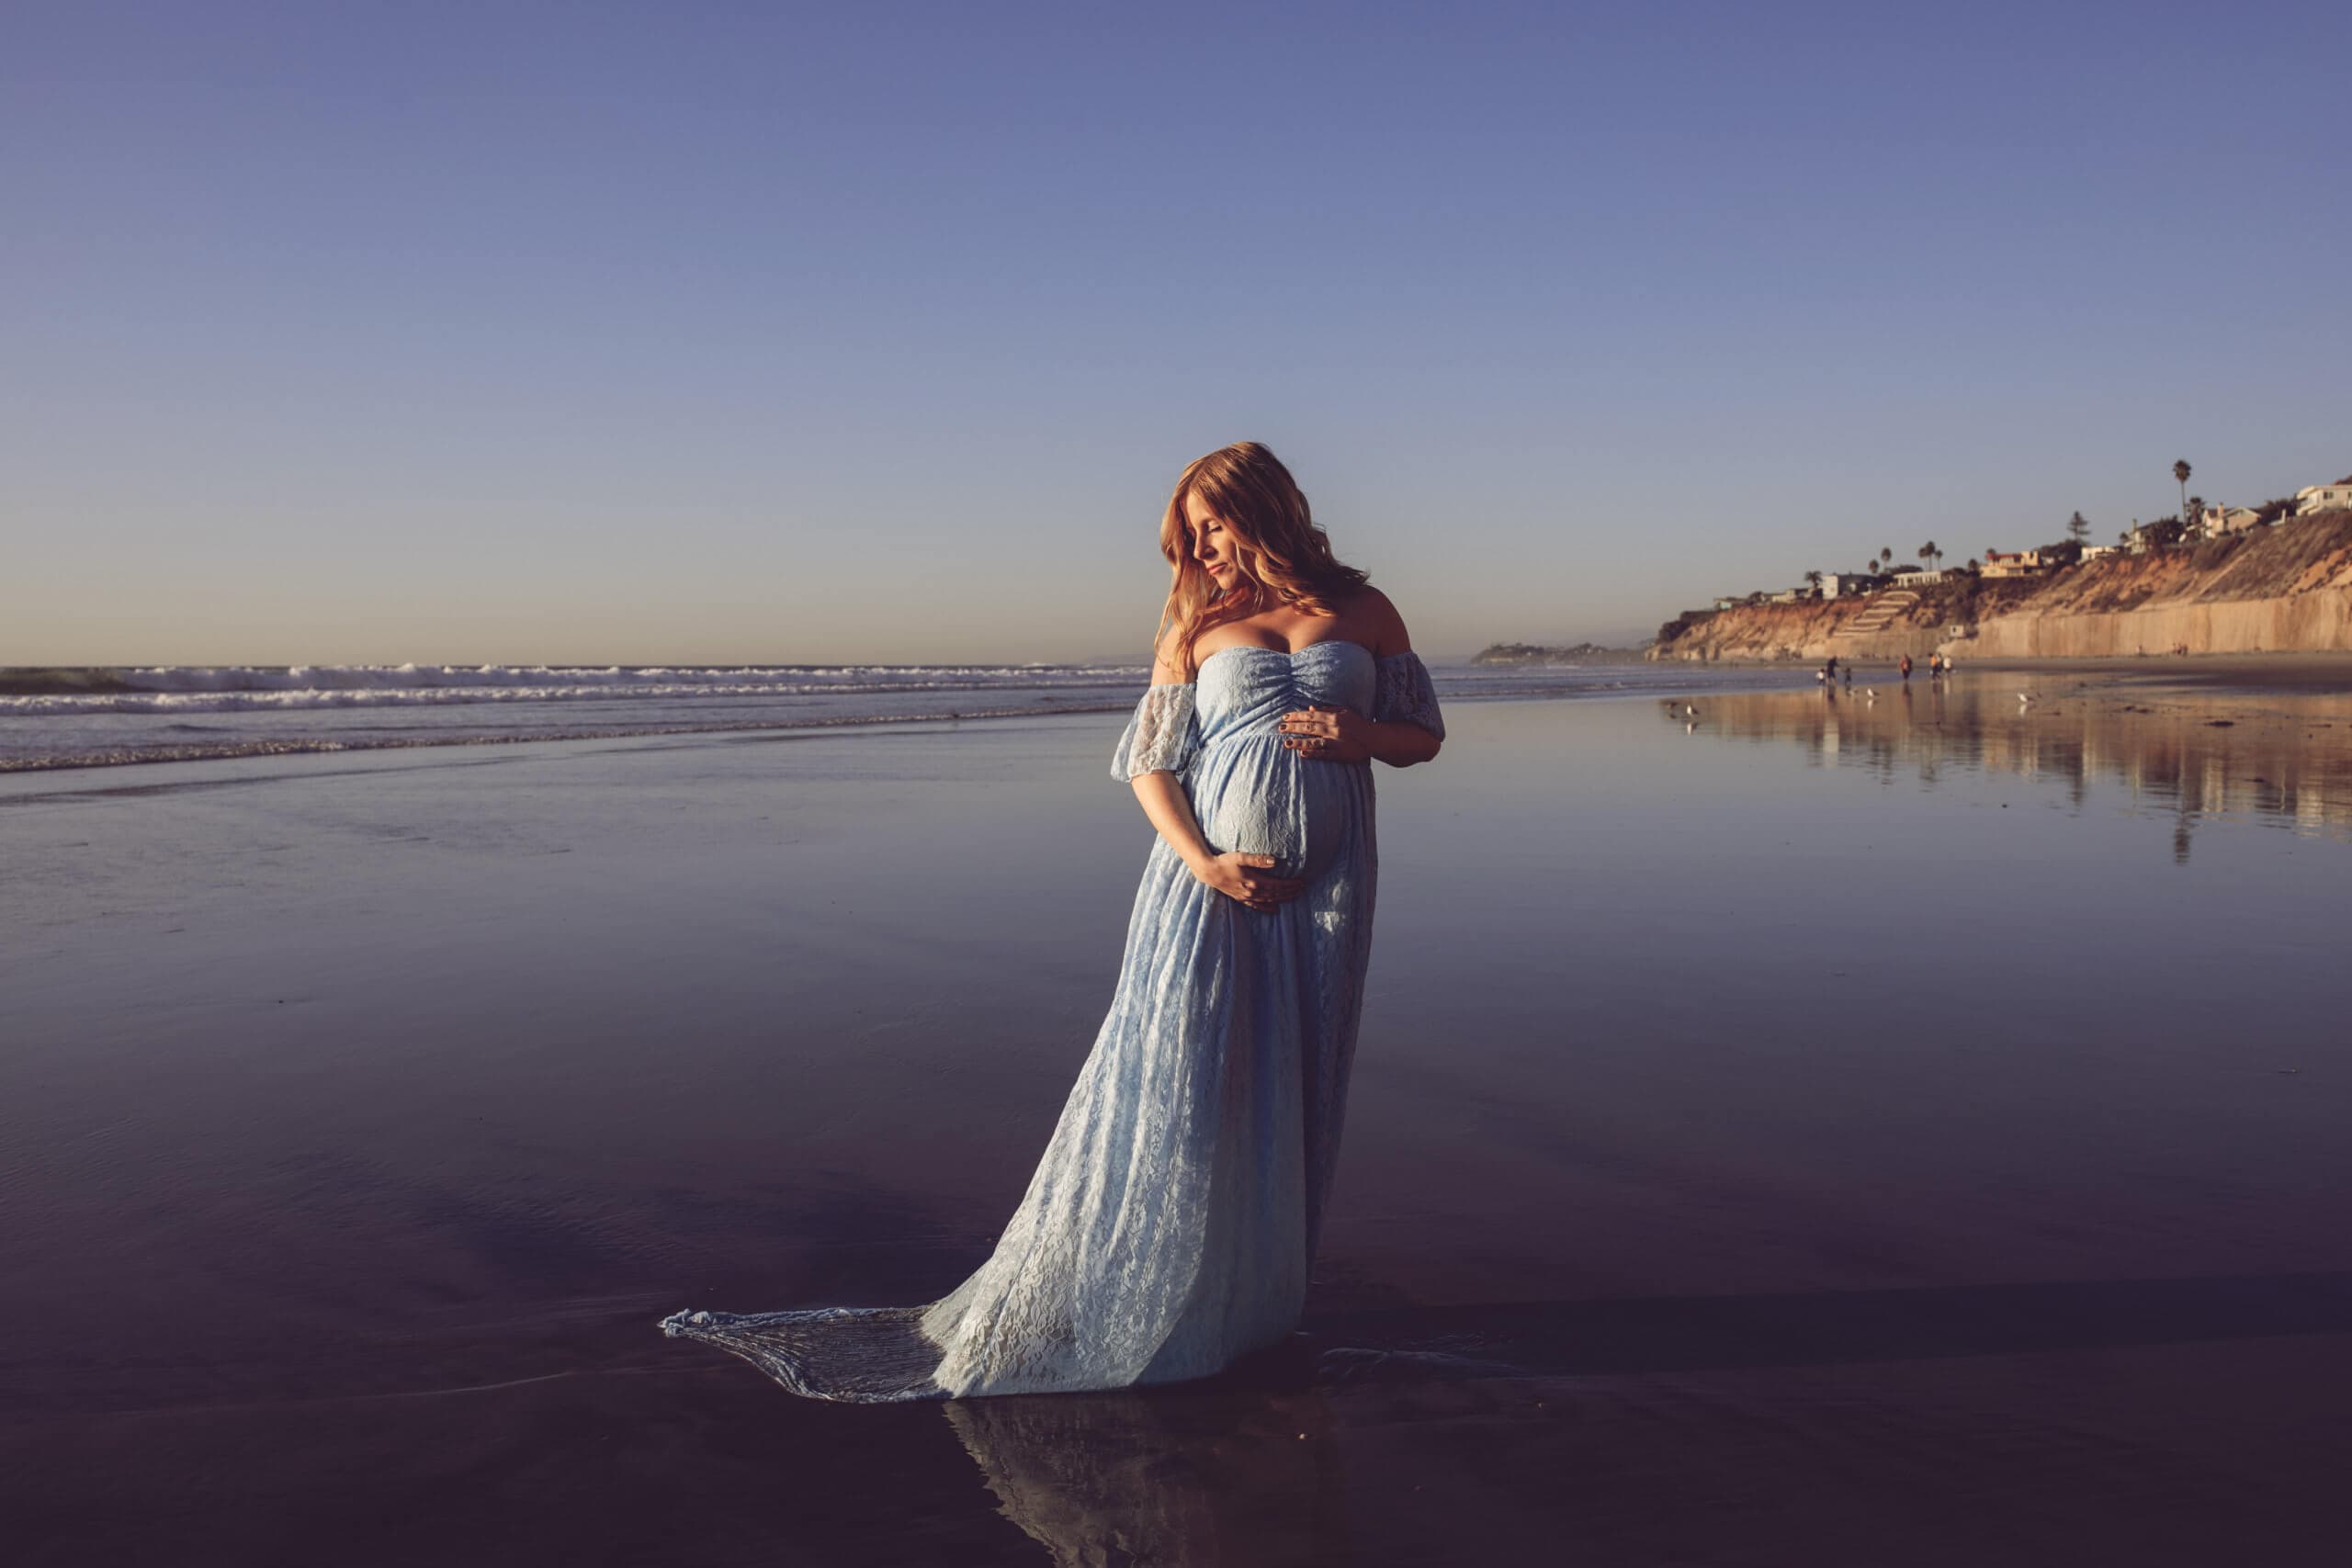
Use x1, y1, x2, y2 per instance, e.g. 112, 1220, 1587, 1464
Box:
1155, 442, 1370, 672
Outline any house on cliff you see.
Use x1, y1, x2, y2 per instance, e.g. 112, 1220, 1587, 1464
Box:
1818, 572, 1880, 598
2294, 480, 2352, 517
2125, 520, 2187, 554
1982, 549, 2046, 580
2198, 503, 2263, 538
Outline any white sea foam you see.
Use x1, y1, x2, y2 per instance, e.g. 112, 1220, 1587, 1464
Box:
6, 666, 1148, 716
0, 705, 1132, 773
110, 663, 1132, 693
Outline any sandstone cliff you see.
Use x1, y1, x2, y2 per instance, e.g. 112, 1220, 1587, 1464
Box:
1652, 513, 2352, 663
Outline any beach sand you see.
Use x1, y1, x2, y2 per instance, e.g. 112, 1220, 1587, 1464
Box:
6, 679, 2350, 1564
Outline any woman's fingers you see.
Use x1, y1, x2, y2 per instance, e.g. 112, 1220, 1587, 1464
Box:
1220, 852, 1302, 907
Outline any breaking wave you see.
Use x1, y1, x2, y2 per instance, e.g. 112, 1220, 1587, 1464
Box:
4, 664, 1146, 716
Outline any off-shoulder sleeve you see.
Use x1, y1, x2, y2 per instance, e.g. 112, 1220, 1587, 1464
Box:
1370, 650, 1445, 740
1109, 683, 1201, 781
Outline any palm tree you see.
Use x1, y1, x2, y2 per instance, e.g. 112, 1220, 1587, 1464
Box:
2175, 459, 2192, 524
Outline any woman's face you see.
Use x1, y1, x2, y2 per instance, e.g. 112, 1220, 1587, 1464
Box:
1183, 491, 1241, 590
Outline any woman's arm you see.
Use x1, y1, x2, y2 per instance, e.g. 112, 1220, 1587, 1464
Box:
1129, 767, 1214, 871
1363, 716, 1442, 767
1279, 708, 1440, 767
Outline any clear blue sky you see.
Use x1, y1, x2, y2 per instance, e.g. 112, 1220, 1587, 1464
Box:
5, 0, 2346, 664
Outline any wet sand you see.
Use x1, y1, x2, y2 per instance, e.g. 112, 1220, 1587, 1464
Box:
1965, 651, 2352, 689
6, 682, 2351, 1564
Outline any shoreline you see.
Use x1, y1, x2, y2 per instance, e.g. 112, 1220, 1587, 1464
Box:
0, 667, 1819, 777
1656, 650, 2352, 687
1951, 651, 2352, 690
0, 702, 1134, 776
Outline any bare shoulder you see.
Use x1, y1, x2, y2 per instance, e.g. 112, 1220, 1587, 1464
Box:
1151, 623, 1193, 684
1341, 584, 1412, 656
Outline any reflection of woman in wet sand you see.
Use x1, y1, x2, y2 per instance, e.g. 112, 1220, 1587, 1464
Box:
945, 1383, 1348, 1562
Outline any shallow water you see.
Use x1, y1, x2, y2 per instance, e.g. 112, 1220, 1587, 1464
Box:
5, 675, 2348, 1564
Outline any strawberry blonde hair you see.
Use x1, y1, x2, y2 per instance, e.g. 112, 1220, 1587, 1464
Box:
1154, 442, 1370, 673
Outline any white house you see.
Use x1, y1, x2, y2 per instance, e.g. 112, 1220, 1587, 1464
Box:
2078, 543, 2119, 562
1818, 572, 1879, 599
1891, 568, 1946, 588
2198, 503, 2262, 538
2294, 482, 2352, 516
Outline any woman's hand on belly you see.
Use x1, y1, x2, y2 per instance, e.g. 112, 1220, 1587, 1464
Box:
1192, 851, 1306, 914
1278, 704, 1374, 762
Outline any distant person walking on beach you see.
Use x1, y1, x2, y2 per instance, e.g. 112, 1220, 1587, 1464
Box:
1900, 654, 1914, 682
663, 441, 1446, 1401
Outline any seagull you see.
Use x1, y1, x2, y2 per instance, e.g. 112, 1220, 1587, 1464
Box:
1684, 705, 1699, 716
2018, 692, 2037, 705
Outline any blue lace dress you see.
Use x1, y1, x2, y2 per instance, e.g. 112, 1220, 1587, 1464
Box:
662, 642, 1444, 1400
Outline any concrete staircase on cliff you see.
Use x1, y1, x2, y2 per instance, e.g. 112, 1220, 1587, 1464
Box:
1834, 590, 1919, 641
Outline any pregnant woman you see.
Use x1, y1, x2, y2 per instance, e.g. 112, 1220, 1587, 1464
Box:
662, 441, 1445, 1399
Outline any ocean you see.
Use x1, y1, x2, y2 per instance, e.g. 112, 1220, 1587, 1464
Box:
0, 660, 1814, 772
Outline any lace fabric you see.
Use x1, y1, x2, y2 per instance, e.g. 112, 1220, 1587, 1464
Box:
1109, 683, 1200, 781
1370, 650, 1445, 740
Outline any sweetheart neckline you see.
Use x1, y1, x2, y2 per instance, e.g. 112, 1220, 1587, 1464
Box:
1195, 639, 1379, 673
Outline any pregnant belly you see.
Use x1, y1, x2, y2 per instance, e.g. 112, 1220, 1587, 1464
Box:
1194, 736, 1360, 882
